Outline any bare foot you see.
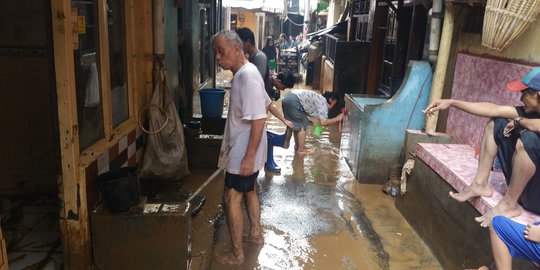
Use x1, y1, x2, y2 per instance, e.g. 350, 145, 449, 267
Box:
243, 234, 264, 245
475, 199, 522, 227
449, 182, 493, 202
214, 251, 245, 265
524, 222, 540, 242
296, 149, 312, 155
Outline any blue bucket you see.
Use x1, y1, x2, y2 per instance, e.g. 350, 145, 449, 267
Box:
200, 88, 225, 118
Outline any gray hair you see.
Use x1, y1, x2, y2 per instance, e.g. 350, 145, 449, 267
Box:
211, 30, 243, 51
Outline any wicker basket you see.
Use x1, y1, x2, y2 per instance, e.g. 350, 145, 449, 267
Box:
482, 0, 540, 52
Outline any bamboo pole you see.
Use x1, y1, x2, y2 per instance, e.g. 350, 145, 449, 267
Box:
425, 5, 455, 133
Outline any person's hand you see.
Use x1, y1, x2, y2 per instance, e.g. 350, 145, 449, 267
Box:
503, 120, 516, 137
524, 222, 540, 243
424, 100, 452, 117
240, 156, 255, 176
284, 119, 294, 128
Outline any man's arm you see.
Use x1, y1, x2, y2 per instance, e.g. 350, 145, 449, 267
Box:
268, 103, 293, 128
252, 53, 267, 78
425, 99, 518, 118
240, 118, 266, 176
512, 118, 540, 133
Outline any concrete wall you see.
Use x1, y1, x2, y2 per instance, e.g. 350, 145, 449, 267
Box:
456, 18, 540, 63
0, 0, 59, 196
232, 8, 257, 33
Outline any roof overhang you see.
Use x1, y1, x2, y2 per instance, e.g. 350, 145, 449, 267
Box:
222, 0, 284, 13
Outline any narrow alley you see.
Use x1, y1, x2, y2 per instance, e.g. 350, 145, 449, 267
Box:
183, 84, 442, 270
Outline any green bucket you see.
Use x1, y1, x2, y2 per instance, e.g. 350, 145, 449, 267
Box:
313, 124, 324, 136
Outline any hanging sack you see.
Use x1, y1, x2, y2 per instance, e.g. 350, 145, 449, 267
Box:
139, 67, 190, 181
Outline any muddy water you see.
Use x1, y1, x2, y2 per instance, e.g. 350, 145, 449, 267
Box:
205, 92, 442, 270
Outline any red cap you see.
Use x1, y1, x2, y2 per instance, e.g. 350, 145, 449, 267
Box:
506, 80, 528, 92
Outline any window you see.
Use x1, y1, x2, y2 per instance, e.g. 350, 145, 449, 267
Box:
72, 0, 104, 150
71, 0, 131, 151
230, 13, 238, 31
107, 0, 129, 127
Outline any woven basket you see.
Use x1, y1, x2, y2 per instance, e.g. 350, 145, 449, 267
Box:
482, 0, 540, 52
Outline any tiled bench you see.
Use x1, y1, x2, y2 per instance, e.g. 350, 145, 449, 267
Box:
417, 143, 540, 225
396, 53, 538, 269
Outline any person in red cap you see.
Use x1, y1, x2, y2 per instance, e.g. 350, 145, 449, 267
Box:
424, 67, 540, 229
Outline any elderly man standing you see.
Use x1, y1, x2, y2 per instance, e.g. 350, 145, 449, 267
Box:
211, 30, 271, 265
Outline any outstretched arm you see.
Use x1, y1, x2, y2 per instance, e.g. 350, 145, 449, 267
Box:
424, 99, 518, 118
320, 113, 344, 126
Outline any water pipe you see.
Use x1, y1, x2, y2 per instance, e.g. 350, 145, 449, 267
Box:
153, 0, 164, 57
428, 0, 444, 64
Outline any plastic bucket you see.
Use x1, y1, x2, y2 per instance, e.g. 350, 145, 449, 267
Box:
313, 124, 324, 136
200, 88, 225, 118
96, 167, 141, 212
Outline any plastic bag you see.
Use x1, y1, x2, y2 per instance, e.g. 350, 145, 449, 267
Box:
139, 67, 189, 181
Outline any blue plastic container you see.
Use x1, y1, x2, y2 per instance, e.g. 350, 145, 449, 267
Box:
199, 88, 225, 118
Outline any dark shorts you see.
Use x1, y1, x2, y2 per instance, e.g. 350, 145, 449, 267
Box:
492, 215, 540, 263
493, 117, 540, 213
224, 171, 259, 192
282, 92, 309, 132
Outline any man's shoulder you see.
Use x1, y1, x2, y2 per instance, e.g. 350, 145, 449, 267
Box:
254, 51, 267, 61
238, 62, 258, 74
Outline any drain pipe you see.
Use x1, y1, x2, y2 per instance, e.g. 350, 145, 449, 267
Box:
428, 0, 443, 64
153, 0, 165, 58
425, 4, 455, 133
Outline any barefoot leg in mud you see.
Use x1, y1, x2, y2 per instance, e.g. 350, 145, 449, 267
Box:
450, 120, 498, 202
215, 251, 245, 265
215, 188, 246, 265
295, 128, 312, 154
244, 186, 264, 245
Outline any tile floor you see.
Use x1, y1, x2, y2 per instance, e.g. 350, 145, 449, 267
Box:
1, 195, 62, 269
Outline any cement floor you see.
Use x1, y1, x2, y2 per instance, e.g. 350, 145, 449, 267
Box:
184, 86, 443, 270
0, 83, 443, 270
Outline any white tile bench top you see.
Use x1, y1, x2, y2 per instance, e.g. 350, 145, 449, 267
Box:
417, 142, 539, 225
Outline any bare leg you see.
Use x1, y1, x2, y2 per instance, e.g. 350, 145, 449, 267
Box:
293, 130, 299, 151
450, 120, 496, 202
490, 224, 513, 270
244, 185, 264, 244
476, 139, 534, 227
215, 188, 245, 265
296, 127, 312, 155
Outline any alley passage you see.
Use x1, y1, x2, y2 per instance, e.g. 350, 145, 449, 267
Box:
205, 88, 443, 270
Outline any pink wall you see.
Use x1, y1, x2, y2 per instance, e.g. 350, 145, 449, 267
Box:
447, 53, 534, 148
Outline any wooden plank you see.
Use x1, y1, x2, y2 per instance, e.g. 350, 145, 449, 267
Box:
50, 0, 91, 268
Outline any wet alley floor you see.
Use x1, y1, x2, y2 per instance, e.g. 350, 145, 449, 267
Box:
0, 86, 443, 269
185, 87, 443, 270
